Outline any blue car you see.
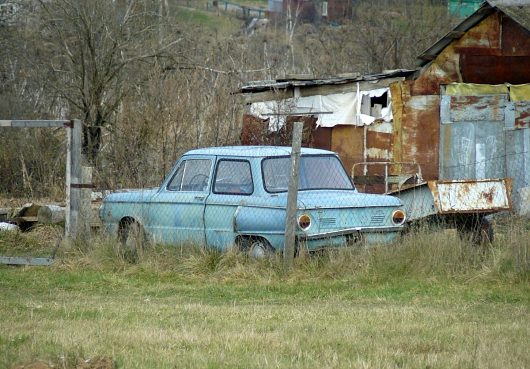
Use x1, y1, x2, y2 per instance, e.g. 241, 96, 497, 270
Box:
100, 146, 406, 257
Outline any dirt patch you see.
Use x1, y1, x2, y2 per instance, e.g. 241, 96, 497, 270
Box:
75, 357, 115, 369
12, 362, 53, 369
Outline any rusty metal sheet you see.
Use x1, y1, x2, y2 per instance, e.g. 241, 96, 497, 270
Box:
460, 55, 530, 84
313, 127, 332, 150
455, 12, 501, 50
449, 95, 506, 122
331, 125, 363, 175
514, 101, 530, 128
440, 94, 507, 180
410, 59, 458, 95
400, 94, 440, 181
428, 178, 512, 213
366, 121, 393, 162
501, 15, 530, 57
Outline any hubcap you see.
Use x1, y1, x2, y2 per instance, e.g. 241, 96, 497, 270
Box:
250, 242, 266, 258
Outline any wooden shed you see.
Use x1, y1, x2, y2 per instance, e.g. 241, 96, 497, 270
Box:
240, 0, 530, 210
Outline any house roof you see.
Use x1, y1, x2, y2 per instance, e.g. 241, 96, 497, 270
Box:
240, 69, 415, 94
417, 0, 530, 66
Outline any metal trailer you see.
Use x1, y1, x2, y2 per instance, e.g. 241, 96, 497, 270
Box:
352, 162, 513, 243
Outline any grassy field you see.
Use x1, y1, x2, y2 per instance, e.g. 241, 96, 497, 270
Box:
1, 221, 529, 368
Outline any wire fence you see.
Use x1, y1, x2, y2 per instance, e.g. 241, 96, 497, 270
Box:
1, 123, 528, 258
0, 125, 68, 263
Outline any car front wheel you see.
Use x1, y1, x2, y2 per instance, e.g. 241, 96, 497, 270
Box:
239, 237, 273, 259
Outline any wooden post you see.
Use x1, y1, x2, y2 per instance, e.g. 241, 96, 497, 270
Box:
284, 121, 303, 270
65, 119, 83, 239
79, 166, 93, 238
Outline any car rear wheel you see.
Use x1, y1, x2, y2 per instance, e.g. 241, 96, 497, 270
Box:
119, 219, 146, 262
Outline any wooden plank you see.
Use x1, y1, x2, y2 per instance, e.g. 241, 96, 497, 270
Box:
0, 120, 68, 128
0, 257, 54, 266
0, 208, 9, 222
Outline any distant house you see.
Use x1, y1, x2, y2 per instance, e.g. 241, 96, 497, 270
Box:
268, 0, 352, 24
240, 0, 530, 211
448, 0, 483, 18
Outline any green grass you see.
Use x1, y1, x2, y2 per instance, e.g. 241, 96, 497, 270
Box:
172, 4, 244, 35
228, 0, 268, 8
0, 222, 529, 368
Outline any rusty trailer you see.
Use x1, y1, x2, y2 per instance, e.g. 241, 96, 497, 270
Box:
387, 178, 512, 242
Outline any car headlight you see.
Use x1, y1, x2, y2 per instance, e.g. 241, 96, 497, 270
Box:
297, 214, 312, 231
391, 210, 406, 225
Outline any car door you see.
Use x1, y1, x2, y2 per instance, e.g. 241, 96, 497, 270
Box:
145, 156, 213, 245
204, 158, 254, 250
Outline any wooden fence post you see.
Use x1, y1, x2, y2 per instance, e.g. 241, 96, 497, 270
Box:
283, 121, 303, 270
79, 166, 93, 238
65, 119, 83, 239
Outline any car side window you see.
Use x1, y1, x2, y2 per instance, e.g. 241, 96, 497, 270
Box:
214, 160, 253, 195
167, 159, 211, 192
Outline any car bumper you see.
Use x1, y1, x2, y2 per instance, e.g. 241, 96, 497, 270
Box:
301, 226, 404, 240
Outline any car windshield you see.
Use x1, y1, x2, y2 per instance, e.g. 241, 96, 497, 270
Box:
262, 155, 355, 192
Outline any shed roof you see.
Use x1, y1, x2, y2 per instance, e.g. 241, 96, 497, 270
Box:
240, 69, 415, 94
417, 0, 530, 66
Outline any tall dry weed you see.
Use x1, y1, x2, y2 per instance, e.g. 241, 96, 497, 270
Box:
54, 218, 530, 283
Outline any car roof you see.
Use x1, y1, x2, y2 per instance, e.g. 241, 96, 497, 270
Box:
184, 146, 336, 157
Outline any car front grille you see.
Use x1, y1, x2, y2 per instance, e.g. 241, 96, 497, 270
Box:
370, 214, 385, 225
319, 217, 336, 229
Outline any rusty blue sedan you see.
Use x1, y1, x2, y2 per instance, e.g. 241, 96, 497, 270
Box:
100, 146, 406, 257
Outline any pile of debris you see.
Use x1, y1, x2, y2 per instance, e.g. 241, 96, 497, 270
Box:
0, 203, 65, 232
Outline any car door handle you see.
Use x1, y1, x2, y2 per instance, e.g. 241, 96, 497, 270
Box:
194, 196, 205, 201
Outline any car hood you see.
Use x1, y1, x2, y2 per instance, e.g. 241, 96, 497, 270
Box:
296, 190, 402, 209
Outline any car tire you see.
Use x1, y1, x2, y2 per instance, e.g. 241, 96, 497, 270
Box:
119, 219, 146, 263
240, 237, 273, 259
456, 215, 494, 245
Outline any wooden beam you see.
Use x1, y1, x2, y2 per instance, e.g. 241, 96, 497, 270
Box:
242, 77, 406, 104
447, 30, 465, 39
0, 120, 69, 128
299, 78, 405, 97
419, 54, 437, 61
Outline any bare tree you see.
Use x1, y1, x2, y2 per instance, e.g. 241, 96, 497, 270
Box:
34, 0, 185, 162
350, 0, 455, 72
